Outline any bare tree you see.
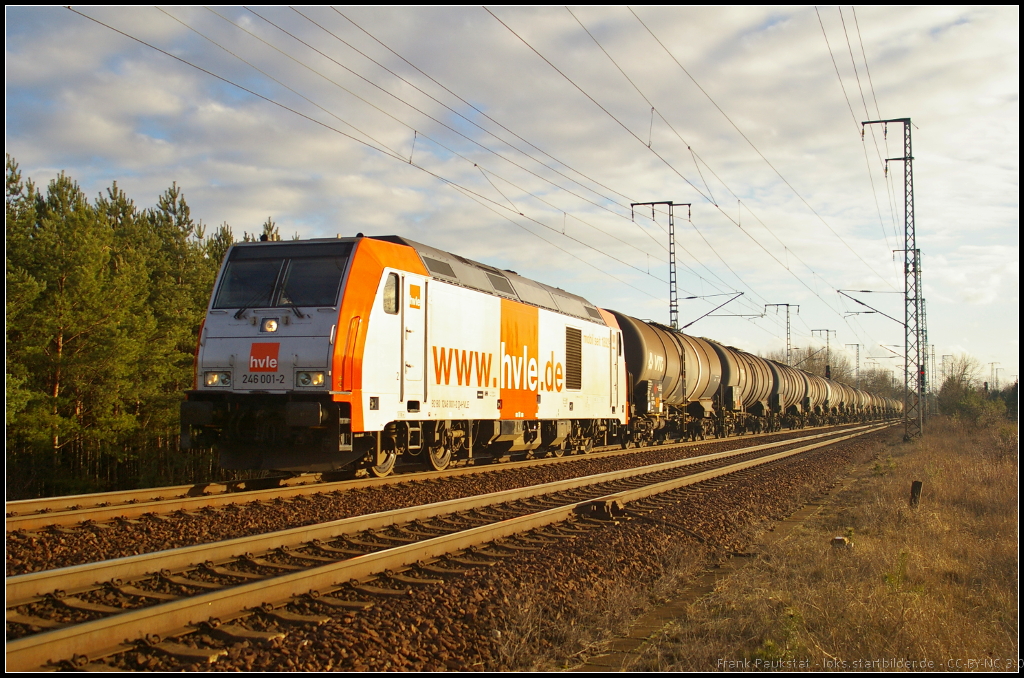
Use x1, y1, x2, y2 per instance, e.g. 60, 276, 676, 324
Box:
943, 353, 982, 389
760, 347, 855, 385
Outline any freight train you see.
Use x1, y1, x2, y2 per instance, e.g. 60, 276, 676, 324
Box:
180, 235, 899, 476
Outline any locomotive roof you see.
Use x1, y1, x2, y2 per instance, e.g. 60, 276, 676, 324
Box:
371, 235, 607, 325
228, 235, 608, 325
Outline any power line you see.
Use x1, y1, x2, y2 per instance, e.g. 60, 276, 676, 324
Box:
309, 7, 639, 212
446, 181, 666, 301
850, 6, 905, 250
68, 6, 687, 307
330, 7, 684, 250
483, 7, 715, 204
157, 7, 407, 157
837, 6, 902, 244
209, 2, 683, 279
838, 8, 872, 122
75, 7, 854, 347
290, 7, 767, 326
815, 6, 895, 255
196, 7, 683, 285
564, 4, 768, 316
487, 7, 791, 326
231, 6, 751, 301
559, 7, 886, 329
279, 8, 660, 233
241, 6, 655, 244
614, 6, 898, 349
329, 9, 782, 319
630, 6, 900, 292
815, 6, 860, 129
566, 6, 832, 322
66, 8, 404, 160
852, 7, 883, 121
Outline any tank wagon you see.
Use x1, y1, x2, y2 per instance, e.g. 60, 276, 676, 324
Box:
181, 235, 896, 476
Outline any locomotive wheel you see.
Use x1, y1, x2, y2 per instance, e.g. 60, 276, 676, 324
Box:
426, 445, 451, 471
621, 438, 635, 450
369, 450, 397, 478
550, 443, 567, 458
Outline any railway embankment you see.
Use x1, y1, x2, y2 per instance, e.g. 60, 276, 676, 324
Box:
6, 426, 890, 671
611, 416, 1018, 672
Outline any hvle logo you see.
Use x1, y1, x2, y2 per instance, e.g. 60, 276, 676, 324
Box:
250, 343, 280, 372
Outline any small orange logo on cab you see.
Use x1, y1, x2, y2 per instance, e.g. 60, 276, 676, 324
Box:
409, 284, 422, 309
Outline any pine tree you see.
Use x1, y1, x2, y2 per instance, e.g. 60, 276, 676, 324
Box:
7, 170, 151, 494
7, 160, 239, 497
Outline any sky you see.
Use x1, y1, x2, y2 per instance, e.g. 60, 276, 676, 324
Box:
6, 6, 1019, 389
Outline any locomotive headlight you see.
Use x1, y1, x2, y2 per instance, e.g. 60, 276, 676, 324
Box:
261, 318, 279, 333
296, 371, 325, 387
205, 371, 232, 387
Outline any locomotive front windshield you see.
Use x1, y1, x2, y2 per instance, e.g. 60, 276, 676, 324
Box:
213, 242, 354, 309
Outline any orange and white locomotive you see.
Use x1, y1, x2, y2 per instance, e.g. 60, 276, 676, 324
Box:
181, 234, 899, 476
181, 235, 627, 476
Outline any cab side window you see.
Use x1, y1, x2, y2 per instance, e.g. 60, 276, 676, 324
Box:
383, 273, 400, 314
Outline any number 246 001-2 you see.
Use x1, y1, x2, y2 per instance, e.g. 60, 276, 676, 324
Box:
242, 374, 286, 385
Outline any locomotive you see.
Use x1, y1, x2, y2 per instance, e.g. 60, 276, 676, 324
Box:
180, 235, 899, 476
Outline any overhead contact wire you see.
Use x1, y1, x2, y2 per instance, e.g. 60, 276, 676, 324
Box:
280, 6, 668, 249
486, 7, 794, 327
329, 8, 764, 307
234, 7, 677, 267
313, 6, 643, 216
67, 7, 404, 162
157, 7, 411, 158
332, 7, 640, 207
76, 8, 676, 299
203, 7, 672, 280
551, 8, 872, 325
851, 6, 905, 247
836, 7, 902, 272
631, 6, 899, 292
446, 183, 667, 301
566, 7, 783, 318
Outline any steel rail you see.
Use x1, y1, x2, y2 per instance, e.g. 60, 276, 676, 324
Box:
6, 424, 890, 671
6, 423, 874, 531
6, 423, 846, 516
590, 427, 878, 515
6, 423, 882, 605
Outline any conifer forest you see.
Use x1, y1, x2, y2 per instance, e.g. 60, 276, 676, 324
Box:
5, 156, 248, 499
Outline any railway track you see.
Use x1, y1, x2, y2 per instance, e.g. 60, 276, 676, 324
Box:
5, 423, 880, 532
6, 423, 890, 671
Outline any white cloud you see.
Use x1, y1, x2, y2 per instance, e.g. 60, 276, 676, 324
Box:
5, 5, 1019, 376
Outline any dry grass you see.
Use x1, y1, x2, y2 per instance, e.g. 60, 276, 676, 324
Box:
630, 417, 1019, 671
496, 540, 706, 671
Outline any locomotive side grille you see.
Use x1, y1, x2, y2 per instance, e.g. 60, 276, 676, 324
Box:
565, 327, 582, 390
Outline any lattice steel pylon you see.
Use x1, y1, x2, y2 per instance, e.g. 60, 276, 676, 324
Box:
863, 117, 923, 440
766, 304, 799, 365
929, 344, 937, 414
631, 201, 690, 329
846, 344, 861, 387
